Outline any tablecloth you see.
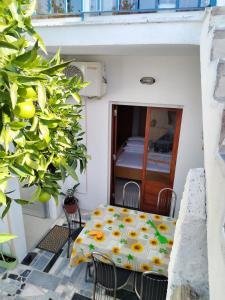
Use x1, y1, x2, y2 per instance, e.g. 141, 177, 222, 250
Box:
69, 204, 176, 274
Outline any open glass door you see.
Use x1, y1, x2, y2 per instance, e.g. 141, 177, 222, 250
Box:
141, 107, 182, 215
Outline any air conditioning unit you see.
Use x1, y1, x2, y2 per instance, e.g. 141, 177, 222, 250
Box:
64, 62, 107, 98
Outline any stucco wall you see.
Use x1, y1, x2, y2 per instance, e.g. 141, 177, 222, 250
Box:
167, 168, 208, 299
200, 10, 225, 300
65, 54, 204, 216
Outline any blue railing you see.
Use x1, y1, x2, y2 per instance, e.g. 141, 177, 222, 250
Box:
36, 0, 217, 18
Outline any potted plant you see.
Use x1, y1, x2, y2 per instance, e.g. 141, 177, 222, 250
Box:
0, 234, 17, 270
121, 0, 134, 11
63, 183, 80, 214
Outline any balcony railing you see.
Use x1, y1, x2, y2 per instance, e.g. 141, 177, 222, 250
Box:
36, 0, 217, 18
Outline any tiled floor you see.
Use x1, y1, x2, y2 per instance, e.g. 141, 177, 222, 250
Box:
0, 210, 138, 300
0, 212, 93, 300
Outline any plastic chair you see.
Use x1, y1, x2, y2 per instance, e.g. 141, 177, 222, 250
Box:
122, 181, 141, 210
157, 188, 177, 217
135, 271, 168, 300
91, 252, 132, 300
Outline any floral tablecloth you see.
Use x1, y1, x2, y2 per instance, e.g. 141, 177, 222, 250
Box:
69, 205, 176, 274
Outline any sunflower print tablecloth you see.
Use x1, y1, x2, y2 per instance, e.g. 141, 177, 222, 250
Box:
69, 205, 176, 275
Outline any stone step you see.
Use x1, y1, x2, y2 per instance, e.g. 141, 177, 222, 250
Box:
214, 59, 225, 102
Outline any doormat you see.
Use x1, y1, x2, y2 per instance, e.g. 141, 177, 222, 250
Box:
37, 225, 69, 254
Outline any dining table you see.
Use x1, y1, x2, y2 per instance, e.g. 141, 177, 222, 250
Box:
69, 204, 176, 275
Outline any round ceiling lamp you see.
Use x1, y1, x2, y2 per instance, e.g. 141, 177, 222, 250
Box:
140, 77, 156, 85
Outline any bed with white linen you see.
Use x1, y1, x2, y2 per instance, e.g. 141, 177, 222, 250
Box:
115, 137, 172, 181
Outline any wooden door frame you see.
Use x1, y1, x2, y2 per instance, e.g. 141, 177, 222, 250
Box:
110, 104, 119, 205
169, 109, 183, 186
141, 107, 183, 210
141, 107, 151, 209
110, 103, 183, 207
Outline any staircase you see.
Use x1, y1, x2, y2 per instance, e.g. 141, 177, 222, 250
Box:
200, 6, 225, 300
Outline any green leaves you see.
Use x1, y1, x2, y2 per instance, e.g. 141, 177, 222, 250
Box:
9, 121, 28, 130
71, 92, 81, 103
24, 0, 37, 17
41, 60, 74, 75
30, 186, 41, 202
9, 164, 33, 177
9, 82, 18, 109
0, 191, 6, 205
0, 234, 16, 245
39, 122, 50, 143
37, 82, 46, 111
13, 41, 38, 67
0, 41, 18, 50
0, 0, 88, 219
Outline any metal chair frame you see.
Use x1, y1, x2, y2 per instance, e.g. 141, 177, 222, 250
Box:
135, 271, 168, 300
122, 181, 141, 210
63, 201, 82, 258
91, 252, 131, 300
157, 187, 177, 217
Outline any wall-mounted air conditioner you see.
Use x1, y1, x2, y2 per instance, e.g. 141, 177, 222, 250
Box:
64, 62, 107, 98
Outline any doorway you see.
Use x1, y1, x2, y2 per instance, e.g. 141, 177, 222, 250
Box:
110, 104, 182, 215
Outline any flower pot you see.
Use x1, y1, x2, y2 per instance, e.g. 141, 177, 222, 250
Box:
0, 253, 17, 270
64, 196, 78, 214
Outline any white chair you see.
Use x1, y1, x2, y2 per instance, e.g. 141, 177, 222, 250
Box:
157, 188, 177, 217
122, 181, 140, 210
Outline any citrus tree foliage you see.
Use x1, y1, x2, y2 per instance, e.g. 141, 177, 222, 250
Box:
0, 0, 88, 218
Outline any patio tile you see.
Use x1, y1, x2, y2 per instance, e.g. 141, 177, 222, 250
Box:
27, 270, 60, 290
31, 254, 51, 271
0, 215, 94, 299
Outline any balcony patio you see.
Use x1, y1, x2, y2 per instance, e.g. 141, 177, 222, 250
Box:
35, 0, 216, 19
1, 0, 224, 298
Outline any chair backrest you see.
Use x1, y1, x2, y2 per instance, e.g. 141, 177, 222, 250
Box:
63, 200, 82, 236
122, 181, 140, 210
157, 188, 177, 217
140, 271, 168, 300
91, 252, 117, 300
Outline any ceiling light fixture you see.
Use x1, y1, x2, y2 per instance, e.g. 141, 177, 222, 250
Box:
140, 77, 156, 85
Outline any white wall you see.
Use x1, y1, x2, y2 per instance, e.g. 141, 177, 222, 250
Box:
69, 54, 204, 216
200, 10, 225, 300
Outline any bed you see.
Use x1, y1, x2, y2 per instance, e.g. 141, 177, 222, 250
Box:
115, 137, 172, 181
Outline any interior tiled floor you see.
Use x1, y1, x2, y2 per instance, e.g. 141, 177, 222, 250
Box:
0, 212, 93, 300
